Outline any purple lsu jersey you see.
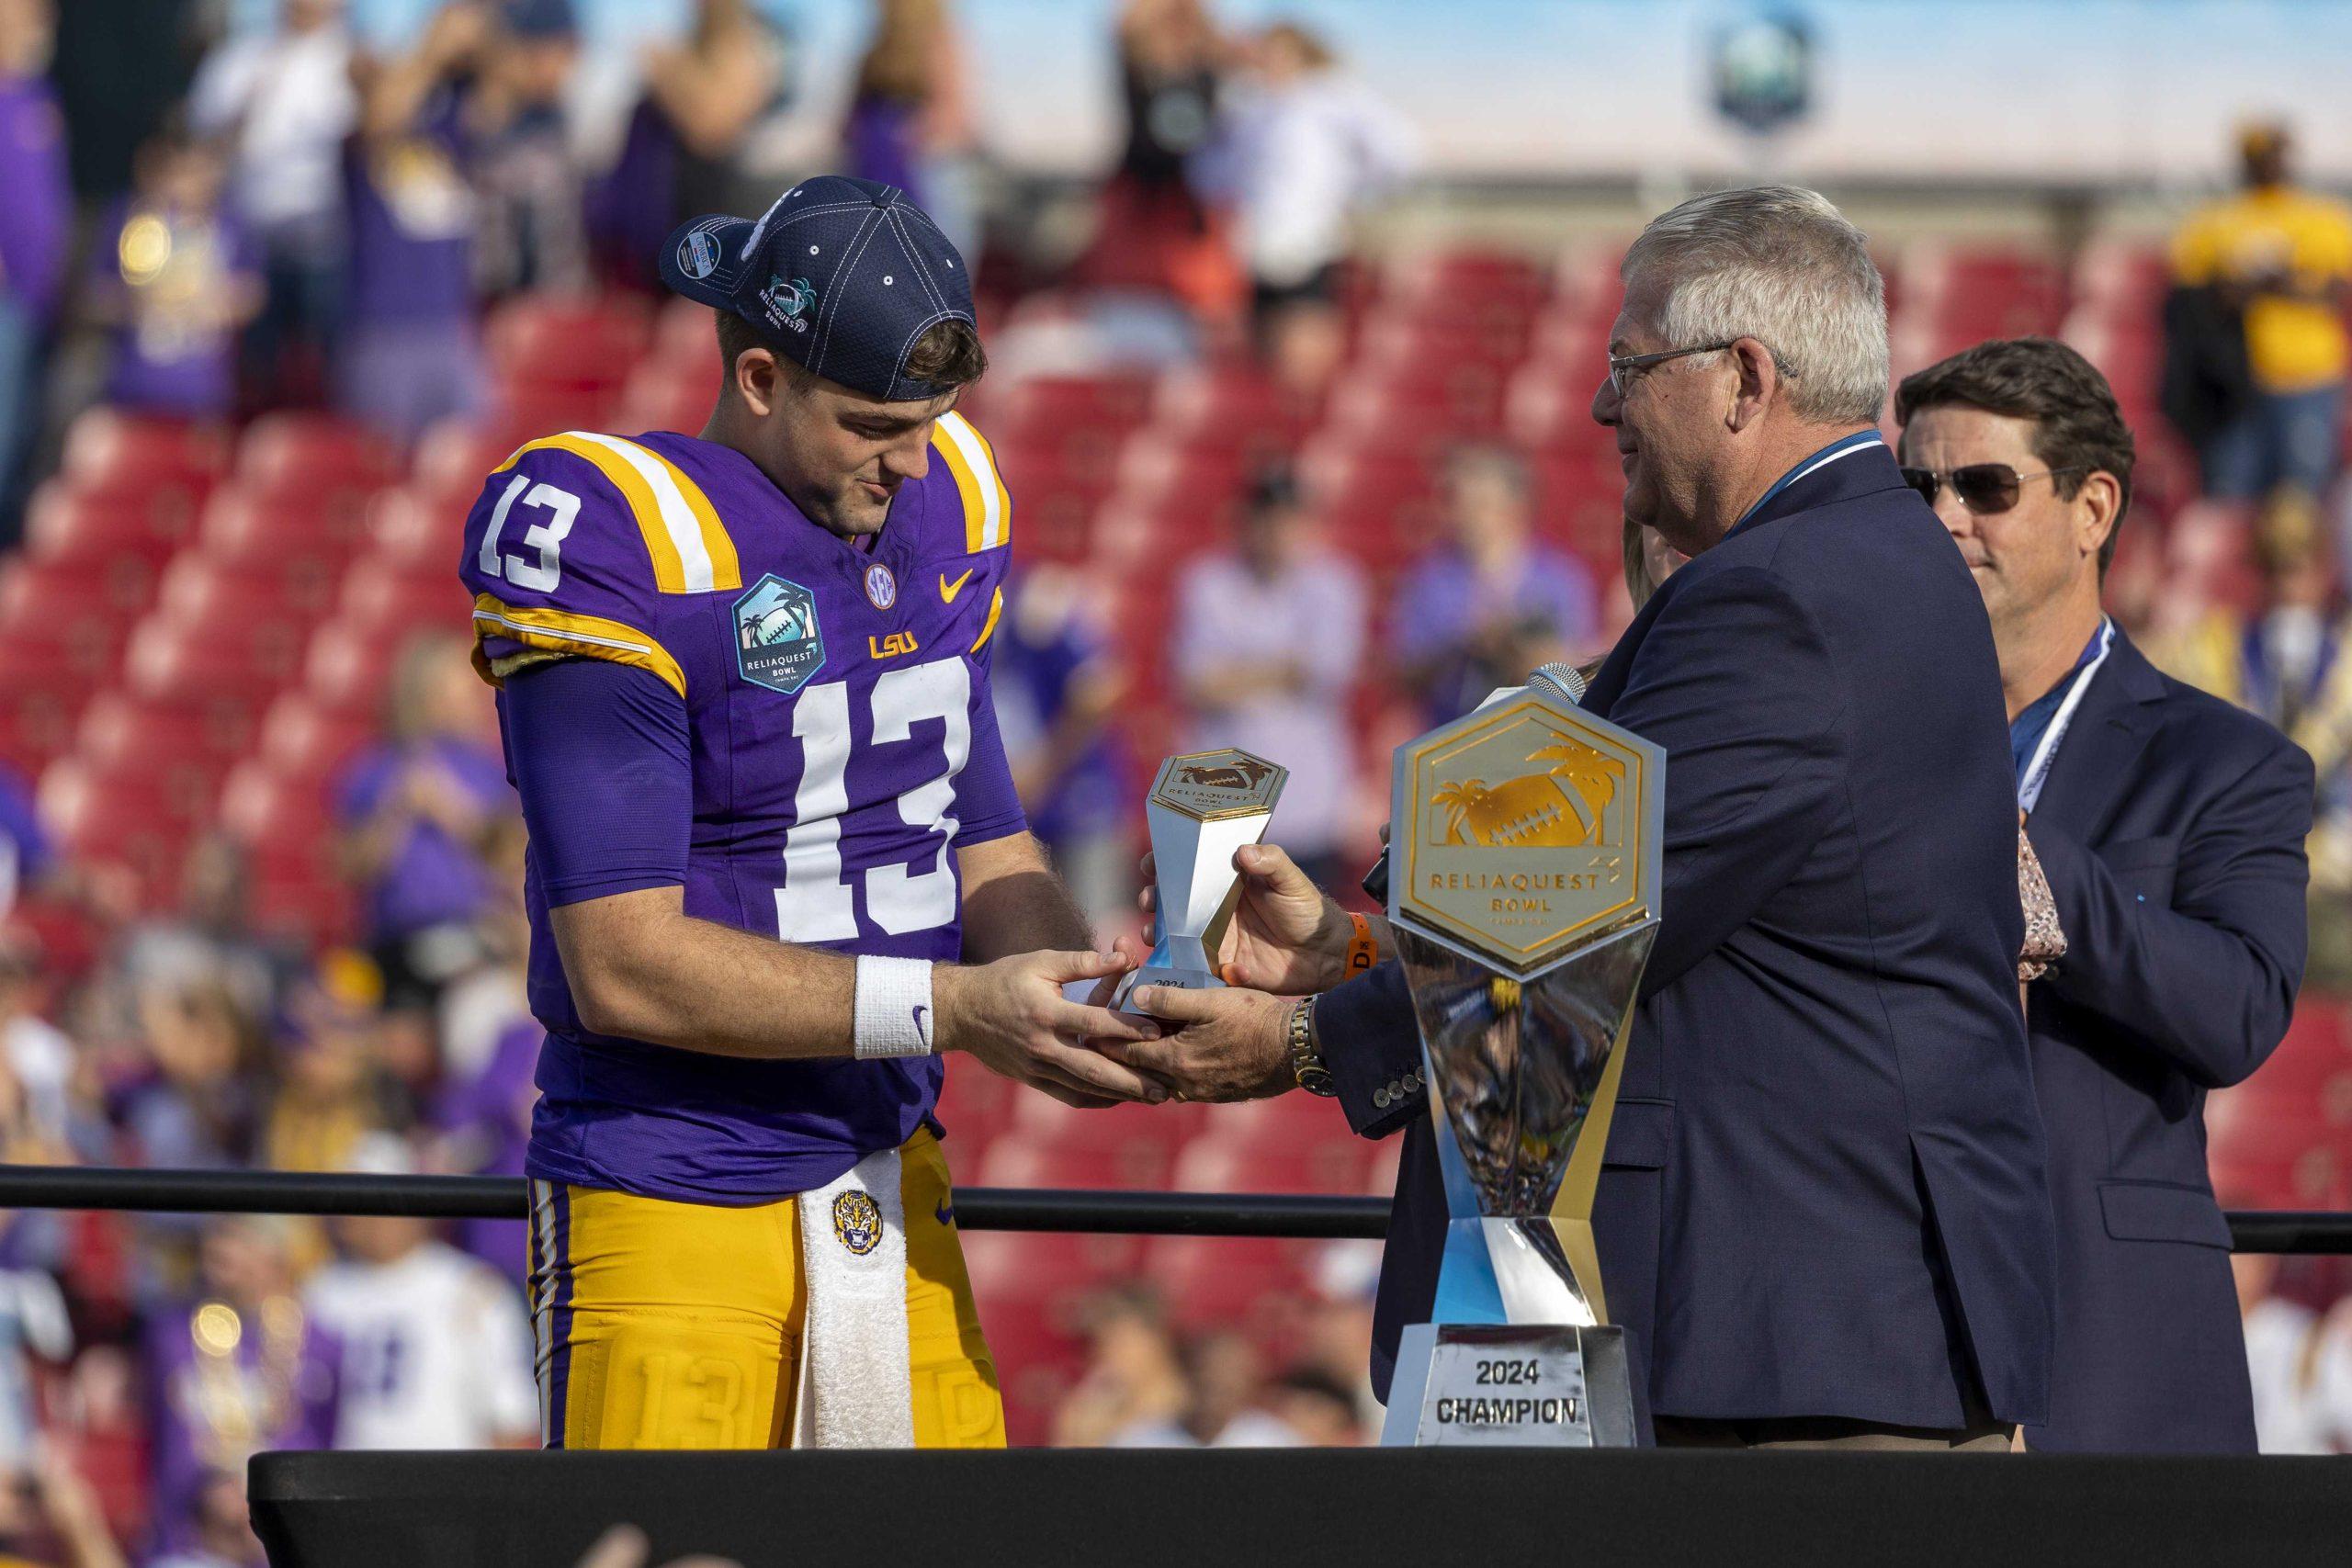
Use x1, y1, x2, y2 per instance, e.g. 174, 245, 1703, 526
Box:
458, 417, 1023, 1201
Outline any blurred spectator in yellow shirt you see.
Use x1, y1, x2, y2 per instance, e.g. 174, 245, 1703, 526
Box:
2170, 123, 2352, 500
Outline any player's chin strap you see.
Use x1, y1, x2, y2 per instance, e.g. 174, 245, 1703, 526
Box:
792, 1146, 915, 1448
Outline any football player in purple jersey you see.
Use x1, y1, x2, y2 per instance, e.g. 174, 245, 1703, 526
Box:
458, 176, 1160, 1450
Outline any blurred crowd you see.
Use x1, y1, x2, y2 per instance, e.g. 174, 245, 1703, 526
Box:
0, 0, 2346, 1557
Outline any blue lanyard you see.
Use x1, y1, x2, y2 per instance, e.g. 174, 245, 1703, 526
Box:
1733, 431, 1884, 531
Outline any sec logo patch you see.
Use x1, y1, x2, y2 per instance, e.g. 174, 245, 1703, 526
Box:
864, 562, 898, 610
832, 1190, 883, 1256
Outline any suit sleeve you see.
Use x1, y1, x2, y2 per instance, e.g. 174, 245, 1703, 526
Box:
1608, 564, 1848, 996
1314, 960, 1427, 1139
2027, 734, 2312, 1088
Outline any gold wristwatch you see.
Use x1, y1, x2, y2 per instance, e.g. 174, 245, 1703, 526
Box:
1287, 997, 1336, 1097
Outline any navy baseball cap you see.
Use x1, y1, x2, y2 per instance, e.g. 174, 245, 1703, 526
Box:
658, 175, 978, 403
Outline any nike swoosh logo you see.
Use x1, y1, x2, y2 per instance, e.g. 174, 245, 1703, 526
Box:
912, 1004, 931, 1043
934, 1200, 956, 1226
939, 569, 976, 604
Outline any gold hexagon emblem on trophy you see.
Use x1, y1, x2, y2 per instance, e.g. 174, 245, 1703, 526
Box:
1381, 690, 1664, 1449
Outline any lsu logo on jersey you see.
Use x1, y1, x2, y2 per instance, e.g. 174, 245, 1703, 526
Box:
832, 1191, 883, 1256
733, 574, 826, 694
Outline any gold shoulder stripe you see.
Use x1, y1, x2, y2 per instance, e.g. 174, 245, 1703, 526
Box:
495, 433, 741, 594
932, 411, 1010, 553
970, 585, 1004, 654
470, 592, 687, 698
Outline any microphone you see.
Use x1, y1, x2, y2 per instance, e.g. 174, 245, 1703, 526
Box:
1528, 661, 1589, 706
1363, 663, 1590, 903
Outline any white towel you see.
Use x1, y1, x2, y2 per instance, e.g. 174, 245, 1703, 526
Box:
792, 1147, 915, 1449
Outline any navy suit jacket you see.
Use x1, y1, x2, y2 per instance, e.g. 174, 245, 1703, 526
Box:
2019, 629, 2311, 1452
1319, 439, 2057, 1429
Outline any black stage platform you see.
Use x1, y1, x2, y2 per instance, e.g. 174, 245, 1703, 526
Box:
251, 1447, 2351, 1568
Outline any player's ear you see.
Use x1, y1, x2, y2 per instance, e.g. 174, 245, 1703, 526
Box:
735, 346, 783, 418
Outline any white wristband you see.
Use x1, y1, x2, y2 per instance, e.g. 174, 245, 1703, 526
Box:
854, 955, 937, 1058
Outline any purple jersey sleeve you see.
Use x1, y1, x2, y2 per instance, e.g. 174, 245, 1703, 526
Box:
458, 439, 695, 702
500, 658, 692, 906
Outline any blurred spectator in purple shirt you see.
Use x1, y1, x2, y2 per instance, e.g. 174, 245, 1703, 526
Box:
586, 0, 784, 294
0, 0, 67, 546
188, 0, 357, 412
85, 128, 263, 421
1389, 446, 1600, 725
1171, 468, 1366, 888
432, 1015, 535, 1288
141, 1216, 338, 1561
991, 565, 1136, 935
340, 2, 490, 440
844, 0, 979, 261
334, 635, 512, 1016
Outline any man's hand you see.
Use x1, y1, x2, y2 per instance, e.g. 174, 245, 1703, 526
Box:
1141, 843, 1350, 994
936, 950, 1171, 1108
1094, 984, 1295, 1103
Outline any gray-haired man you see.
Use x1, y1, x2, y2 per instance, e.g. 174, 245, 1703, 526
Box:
1108, 187, 2056, 1450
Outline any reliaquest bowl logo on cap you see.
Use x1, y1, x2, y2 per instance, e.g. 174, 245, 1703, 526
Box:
733, 574, 825, 694
677, 230, 720, 280
760, 273, 817, 334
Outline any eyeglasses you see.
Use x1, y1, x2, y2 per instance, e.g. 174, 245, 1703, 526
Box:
1898, 463, 2086, 515
1606, 342, 1737, 399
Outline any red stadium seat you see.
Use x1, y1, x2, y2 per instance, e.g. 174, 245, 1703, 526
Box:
487, 382, 616, 448
0, 635, 90, 776
38, 757, 201, 909
254, 693, 377, 779
977, 1138, 1176, 1193
486, 293, 653, 395
1143, 1235, 1311, 1337
651, 296, 719, 368
186, 491, 345, 613
1005, 1095, 1207, 1159
413, 420, 519, 498
1151, 361, 1313, 455
366, 486, 469, 570
61, 409, 231, 491
237, 412, 399, 487
962, 1232, 1145, 1306
611, 359, 717, 439
1170, 1132, 1370, 1195
218, 760, 338, 850
975, 1294, 1089, 1447
0, 558, 144, 681
334, 558, 473, 640
22, 480, 193, 572
71, 691, 233, 807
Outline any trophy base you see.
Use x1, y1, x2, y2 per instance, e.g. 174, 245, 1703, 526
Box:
1110, 964, 1226, 1017
1380, 1323, 1635, 1448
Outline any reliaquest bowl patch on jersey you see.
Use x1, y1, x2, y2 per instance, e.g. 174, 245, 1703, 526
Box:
734, 574, 826, 694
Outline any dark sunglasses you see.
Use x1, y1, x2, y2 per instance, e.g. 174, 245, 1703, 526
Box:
1899, 462, 2086, 514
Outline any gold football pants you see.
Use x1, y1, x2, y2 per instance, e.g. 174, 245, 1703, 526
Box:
527, 1128, 1004, 1449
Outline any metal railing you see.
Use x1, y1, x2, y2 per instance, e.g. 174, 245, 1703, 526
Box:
1, 1165, 2348, 1252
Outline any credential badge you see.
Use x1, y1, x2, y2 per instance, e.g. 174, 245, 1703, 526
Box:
733, 574, 826, 695
831, 1190, 883, 1256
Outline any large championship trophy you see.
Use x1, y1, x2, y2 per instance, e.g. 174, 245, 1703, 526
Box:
1113, 750, 1287, 1011
1379, 686, 1663, 1448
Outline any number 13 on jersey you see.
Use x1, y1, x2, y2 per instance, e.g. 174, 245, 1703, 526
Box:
773, 660, 972, 943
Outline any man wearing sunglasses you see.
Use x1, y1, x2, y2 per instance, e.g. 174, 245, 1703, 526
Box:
1896, 336, 2313, 1454
1114, 186, 2053, 1453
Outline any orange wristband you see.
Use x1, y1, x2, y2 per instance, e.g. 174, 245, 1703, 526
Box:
1343, 912, 1379, 979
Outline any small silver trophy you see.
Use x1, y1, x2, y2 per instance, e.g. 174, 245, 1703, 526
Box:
1113, 749, 1287, 1013
1378, 687, 1663, 1448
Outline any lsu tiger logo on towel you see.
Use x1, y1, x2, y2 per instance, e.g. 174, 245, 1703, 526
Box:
832, 1190, 883, 1256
